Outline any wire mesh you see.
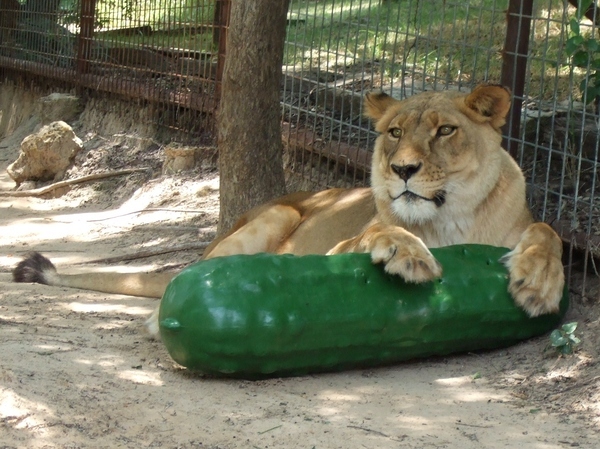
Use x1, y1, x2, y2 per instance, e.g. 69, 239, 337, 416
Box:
518, 0, 600, 298
0, 0, 220, 137
282, 0, 600, 298
282, 0, 510, 188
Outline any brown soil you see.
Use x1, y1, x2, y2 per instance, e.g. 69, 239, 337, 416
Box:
0, 85, 599, 448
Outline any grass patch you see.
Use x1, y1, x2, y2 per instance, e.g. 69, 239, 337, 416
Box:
285, 0, 580, 100
56, 0, 583, 101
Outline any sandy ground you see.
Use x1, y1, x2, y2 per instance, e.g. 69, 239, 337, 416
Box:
1, 86, 599, 448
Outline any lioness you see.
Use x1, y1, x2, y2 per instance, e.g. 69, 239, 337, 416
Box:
13, 84, 565, 337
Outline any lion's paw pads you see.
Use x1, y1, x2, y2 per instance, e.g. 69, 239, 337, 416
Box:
504, 252, 564, 317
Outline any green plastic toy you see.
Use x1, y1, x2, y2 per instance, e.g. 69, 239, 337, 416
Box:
159, 244, 568, 378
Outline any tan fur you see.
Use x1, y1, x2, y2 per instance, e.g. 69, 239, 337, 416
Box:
17, 85, 565, 336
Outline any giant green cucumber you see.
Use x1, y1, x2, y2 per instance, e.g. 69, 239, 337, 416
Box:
159, 244, 568, 378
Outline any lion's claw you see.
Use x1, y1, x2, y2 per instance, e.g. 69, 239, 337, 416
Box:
503, 247, 564, 317
369, 231, 442, 283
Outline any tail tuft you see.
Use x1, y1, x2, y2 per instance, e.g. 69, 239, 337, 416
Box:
13, 252, 57, 285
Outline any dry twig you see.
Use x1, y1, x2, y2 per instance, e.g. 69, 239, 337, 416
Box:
0, 168, 151, 197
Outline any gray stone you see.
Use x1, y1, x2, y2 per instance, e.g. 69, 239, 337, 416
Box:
7, 121, 83, 186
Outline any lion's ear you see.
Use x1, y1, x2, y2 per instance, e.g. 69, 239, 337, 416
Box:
464, 84, 511, 129
363, 92, 399, 123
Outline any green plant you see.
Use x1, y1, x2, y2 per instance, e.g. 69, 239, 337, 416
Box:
550, 322, 581, 354
565, 0, 600, 103
60, 0, 139, 29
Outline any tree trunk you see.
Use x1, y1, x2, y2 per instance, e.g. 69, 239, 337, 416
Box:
217, 0, 290, 234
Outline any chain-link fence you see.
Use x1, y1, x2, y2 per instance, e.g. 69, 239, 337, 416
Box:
1, 0, 599, 295
0, 0, 222, 136
282, 0, 510, 188
282, 0, 600, 295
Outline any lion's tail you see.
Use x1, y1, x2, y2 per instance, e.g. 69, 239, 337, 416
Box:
12, 252, 174, 299
13, 252, 59, 285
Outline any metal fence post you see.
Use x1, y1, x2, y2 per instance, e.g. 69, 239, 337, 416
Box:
77, 0, 96, 74
500, 0, 534, 158
215, 0, 231, 108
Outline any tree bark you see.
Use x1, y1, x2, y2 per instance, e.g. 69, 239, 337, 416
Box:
217, 0, 290, 234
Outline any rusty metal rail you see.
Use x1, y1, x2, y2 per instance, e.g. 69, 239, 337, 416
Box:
0, 0, 222, 123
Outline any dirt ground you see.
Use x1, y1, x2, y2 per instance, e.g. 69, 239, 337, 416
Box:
1, 85, 599, 449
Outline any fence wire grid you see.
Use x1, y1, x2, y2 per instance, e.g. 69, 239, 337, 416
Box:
1, 0, 599, 297
0, 0, 221, 135
282, 0, 600, 297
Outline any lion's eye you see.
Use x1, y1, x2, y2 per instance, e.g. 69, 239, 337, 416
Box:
437, 125, 456, 137
389, 128, 403, 138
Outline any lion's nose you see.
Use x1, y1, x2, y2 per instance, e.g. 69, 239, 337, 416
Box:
391, 163, 422, 181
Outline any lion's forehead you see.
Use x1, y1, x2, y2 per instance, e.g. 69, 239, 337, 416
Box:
389, 96, 465, 130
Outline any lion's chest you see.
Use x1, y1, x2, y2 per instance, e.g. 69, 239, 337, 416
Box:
411, 214, 475, 249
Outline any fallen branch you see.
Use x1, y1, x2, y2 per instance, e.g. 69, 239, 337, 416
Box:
131, 225, 204, 233
257, 424, 282, 435
77, 241, 211, 265
0, 168, 152, 197
83, 208, 206, 222
347, 425, 391, 438
455, 421, 493, 429
0, 414, 32, 424
47, 208, 208, 223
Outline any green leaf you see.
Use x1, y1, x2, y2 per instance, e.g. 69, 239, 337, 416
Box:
570, 18, 581, 35
577, 0, 594, 20
572, 50, 590, 67
585, 39, 600, 52
562, 322, 578, 334
584, 84, 600, 103
572, 35, 585, 46
560, 344, 574, 355
566, 35, 585, 55
550, 330, 568, 347
568, 335, 581, 345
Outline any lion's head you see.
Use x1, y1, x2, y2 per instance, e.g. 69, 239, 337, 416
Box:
364, 85, 530, 247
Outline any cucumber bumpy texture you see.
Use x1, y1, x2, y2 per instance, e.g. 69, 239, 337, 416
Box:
159, 244, 568, 378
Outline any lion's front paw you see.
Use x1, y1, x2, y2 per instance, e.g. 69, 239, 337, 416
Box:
501, 247, 564, 317
369, 232, 442, 283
